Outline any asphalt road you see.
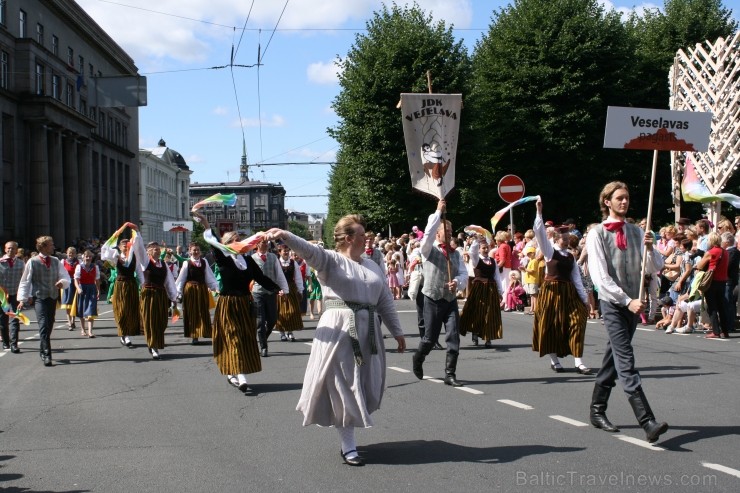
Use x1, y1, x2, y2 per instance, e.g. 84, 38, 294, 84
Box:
1, 300, 739, 492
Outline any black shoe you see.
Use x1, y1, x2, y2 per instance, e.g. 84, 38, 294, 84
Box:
2, 341, 9, 349
576, 365, 593, 375
484, 341, 492, 348
120, 337, 127, 346
10, 344, 19, 354
42, 355, 52, 367
472, 336, 478, 346
261, 348, 268, 357
238, 382, 249, 392
550, 363, 564, 373
280, 334, 288, 341
191, 338, 199, 345
227, 376, 239, 388
287, 333, 296, 341
444, 374, 464, 387
433, 342, 444, 350
412, 351, 425, 380
340, 449, 364, 467
628, 388, 668, 443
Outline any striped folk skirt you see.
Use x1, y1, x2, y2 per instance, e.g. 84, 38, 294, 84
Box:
182, 282, 212, 339
140, 287, 169, 349
276, 282, 304, 332
112, 278, 141, 337
459, 280, 503, 340
212, 295, 261, 375
532, 279, 588, 357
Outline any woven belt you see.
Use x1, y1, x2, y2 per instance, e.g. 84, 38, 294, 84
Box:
324, 299, 377, 366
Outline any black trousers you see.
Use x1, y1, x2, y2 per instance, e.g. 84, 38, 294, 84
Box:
595, 301, 642, 393
0, 293, 19, 345
34, 297, 57, 356
420, 295, 460, 355
253, 291, 278, 346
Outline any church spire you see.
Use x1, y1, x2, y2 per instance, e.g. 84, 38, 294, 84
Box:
240, 138, 248, 182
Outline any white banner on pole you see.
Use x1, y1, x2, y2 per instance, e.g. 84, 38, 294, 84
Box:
163, 221, 193, 232
604, 106, 711, 152
400, 93, 462, 199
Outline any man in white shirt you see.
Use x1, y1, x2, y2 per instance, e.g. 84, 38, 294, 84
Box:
586, 182, 668, 443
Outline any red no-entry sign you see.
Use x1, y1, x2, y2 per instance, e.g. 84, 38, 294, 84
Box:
498, 175, 525, 203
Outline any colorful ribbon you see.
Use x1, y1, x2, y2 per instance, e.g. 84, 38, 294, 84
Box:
464, 225, 492, 244
682, 155, 740, 208
491, 195, 540, 232
204, 230, 266, 256
1, 288, 30, 325
191, 193, 237, 212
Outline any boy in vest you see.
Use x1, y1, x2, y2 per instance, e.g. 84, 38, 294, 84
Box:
586, 182, 668, 443
412, 199, 468, 386
17, 236, 71, 366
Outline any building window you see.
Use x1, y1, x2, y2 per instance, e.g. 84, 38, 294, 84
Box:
66, 82, 73, 106
52, 35, 59, 56
254, 195, 265, 207
99, 111, 105, 136
67, 47, 74, 67
0, 2, 6, 27
79, 98, 86, 115
78, 56, 84, 75
35, 63, 44, 95
52, 74, 60, 99
122, 125, 128, 146
89, 63, 94, 78
36, 23, 44, 45
0, 51, 8, 90
19, 10, 26, 38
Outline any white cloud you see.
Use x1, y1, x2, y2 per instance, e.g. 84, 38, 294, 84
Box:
212, 106, 229, 116
307, 60, 342, 84
413, 0, 473, 29
599, 1, 661, 18
233, 114, 286, 128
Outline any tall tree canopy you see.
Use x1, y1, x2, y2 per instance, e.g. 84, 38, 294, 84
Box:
467, 0, 642, 227
327, 3, 470, 240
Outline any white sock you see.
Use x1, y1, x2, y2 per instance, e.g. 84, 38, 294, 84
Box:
337, 426, 357, 458
237, 374, 248, 385
574, 357, 584, 367
549, 354, 560, 366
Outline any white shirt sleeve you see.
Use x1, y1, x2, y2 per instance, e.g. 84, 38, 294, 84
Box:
292, 261, 304, 294
420, 211, 441, 259
203, 259, 220, 291
175, 261, 188, 296
534, 214, 554, 261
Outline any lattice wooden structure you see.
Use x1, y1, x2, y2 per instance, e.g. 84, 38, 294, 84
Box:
669, 31, 740, 221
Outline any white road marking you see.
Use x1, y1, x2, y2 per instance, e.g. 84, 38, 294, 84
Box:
457, 386, 483, 395
636, 327, 654, 332
423, 376, 444, 383
498, 399, 533, 410
701, 462, 740, 478
388, 366, 410, 373
396, 310, 417, 313
549, 415, 589, 427
613, 435, 665, 451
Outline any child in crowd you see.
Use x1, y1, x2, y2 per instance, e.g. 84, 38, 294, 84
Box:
504, 270, 526, 312
387, 259, 401, 299
521, 247, 541, 315
74, 250, 100, 338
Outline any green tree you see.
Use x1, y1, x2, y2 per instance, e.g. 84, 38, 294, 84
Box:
189, 220, 211, 253
468, 0, 644, 228
327, 3, 471, 235
288, 220, 313, 241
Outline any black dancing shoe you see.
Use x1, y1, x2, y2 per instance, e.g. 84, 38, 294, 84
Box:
340, 449, 364, 467
550, 363, 564, 373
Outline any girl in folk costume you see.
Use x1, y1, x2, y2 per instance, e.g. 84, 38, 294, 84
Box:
61, 246, 80, 332
293, 252, 309, 314
306, 266, 323, 319
73, 250, 100, 338
129, 232, 178, 360
164, 252, 180, 280
175, 243, 219, 345
532, 198, 592, 374
494, 231, 513, 305
194, 212, 281, 393
101, 224, 144, 348
460, 235, 504, 348
276, 245, 305, 341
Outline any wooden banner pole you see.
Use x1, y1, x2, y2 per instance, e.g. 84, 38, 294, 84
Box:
638, 149, 659, 302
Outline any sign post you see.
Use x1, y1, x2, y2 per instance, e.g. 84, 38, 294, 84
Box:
498, 174, 525, 236
604, 106, 712, 301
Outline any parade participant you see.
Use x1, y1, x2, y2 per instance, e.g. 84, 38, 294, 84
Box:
164, 252, 180, 280
533, 198, 591, 374
17, 236, 71, 366
587, 181, 668, 443
412, 199, 468, 386
361, 234, 386, 272
73, 250, 100, 338
494, 231, 513, 303
251, 239, 288, 357
0, 241, 24, 352
195, 212, 281, 393
175, 243, 219, 345
60, 247, 79, 332
130, 234, 178, 360
460, 235, 503, 348
266, 215, 406, 467
306, 265, 323, 319
276, 245, 304, 342
101, 226, 143, 348
292, 252, 309, 315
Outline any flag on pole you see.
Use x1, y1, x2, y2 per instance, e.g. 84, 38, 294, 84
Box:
682, 155, 740, 208
400, 94, 462, 199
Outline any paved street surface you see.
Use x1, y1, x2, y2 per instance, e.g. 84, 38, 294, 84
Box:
1, 300, 739, 492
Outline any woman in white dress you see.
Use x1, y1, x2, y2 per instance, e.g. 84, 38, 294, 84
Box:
267, 215, 406, 467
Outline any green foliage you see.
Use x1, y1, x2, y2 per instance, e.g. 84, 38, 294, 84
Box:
189, 221, 211, 253
327, 3, 470, 233
287, 220, 313, 241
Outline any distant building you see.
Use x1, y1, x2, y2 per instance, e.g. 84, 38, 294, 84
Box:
307, 213, 326, 242
0, 0, 141, 249
139, 139, 192, 246
189, 147, 286, 235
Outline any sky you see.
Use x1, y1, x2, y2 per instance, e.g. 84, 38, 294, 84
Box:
74, 0, 738, 215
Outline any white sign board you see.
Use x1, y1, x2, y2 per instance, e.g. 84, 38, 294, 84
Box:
163, 221, 193, 232
604, 106, 712, 152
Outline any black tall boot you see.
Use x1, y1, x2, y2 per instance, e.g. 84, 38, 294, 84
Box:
443, 353, 463, 387
589, 383, 619, 432
257, 328, 268, 357
627, 388, 669, 443
412, 342, 432, 380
